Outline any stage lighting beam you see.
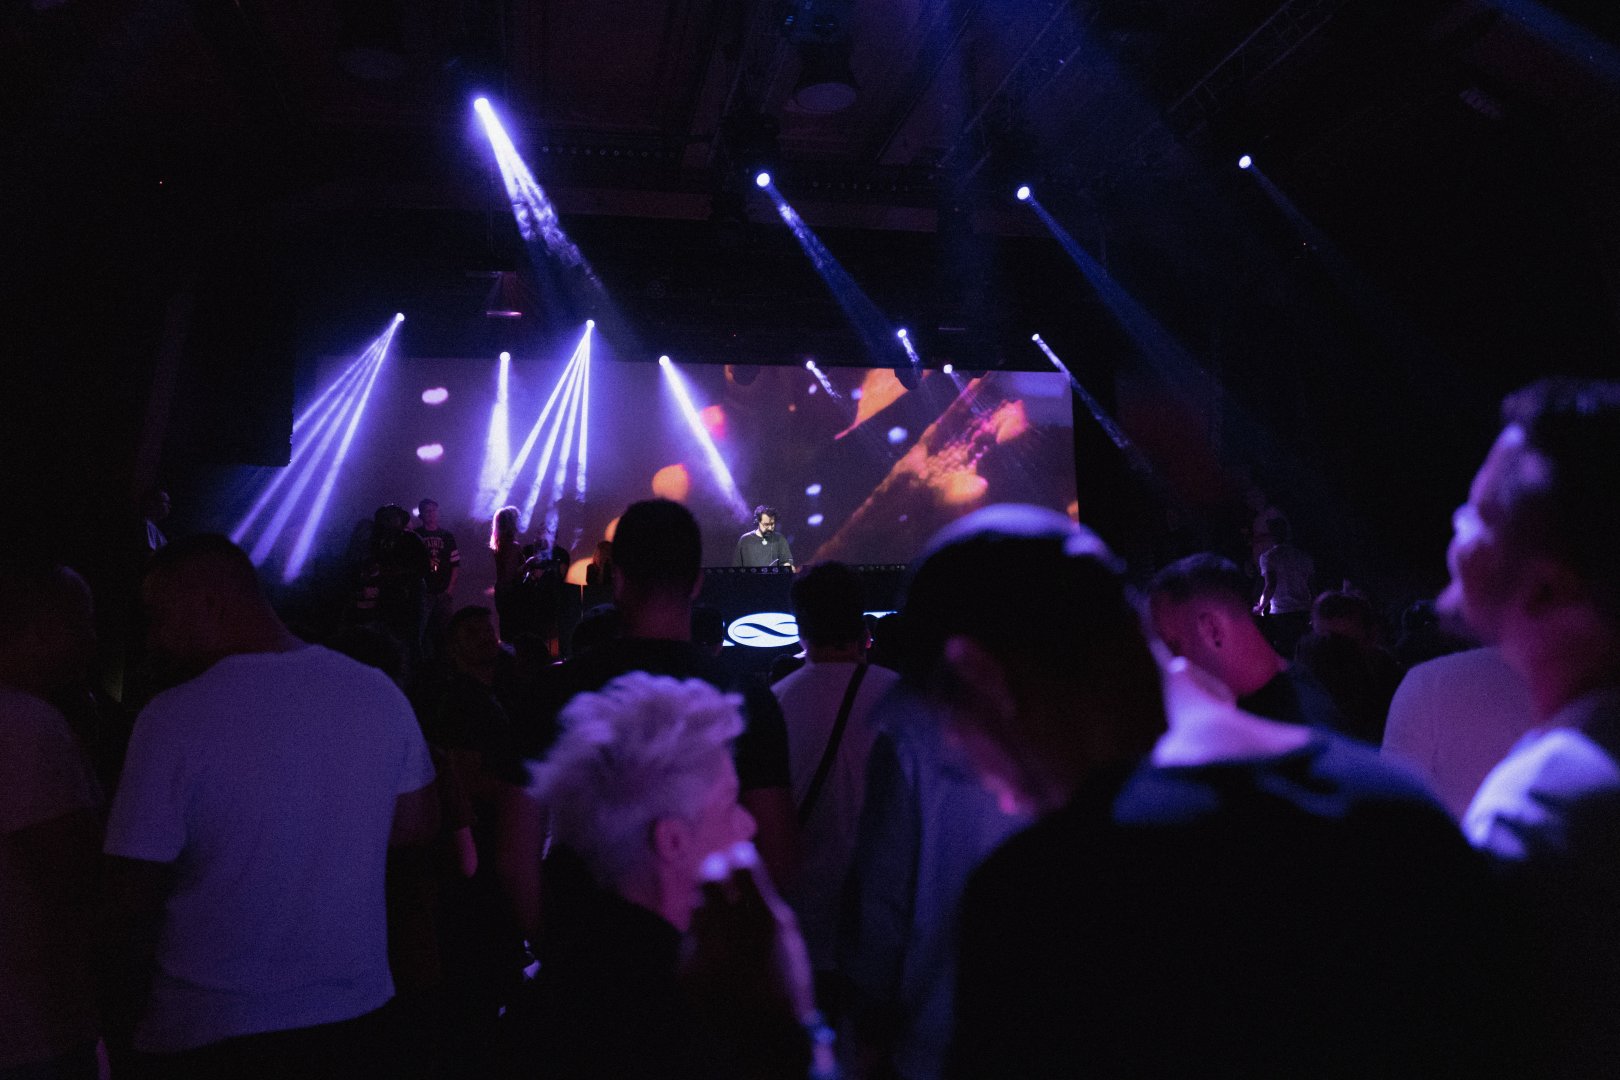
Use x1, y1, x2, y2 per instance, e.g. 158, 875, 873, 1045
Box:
493, 330, 590, 509
661, 358, 747, 516
520, 347, 587, 529
283, 320, 400, 580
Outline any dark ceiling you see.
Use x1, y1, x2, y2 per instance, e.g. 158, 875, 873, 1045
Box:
6, 0, 1620, 583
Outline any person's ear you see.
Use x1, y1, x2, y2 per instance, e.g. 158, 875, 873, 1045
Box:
652, 816, 690, 866
943, 635, 1016, 723
1194, 608, 1224, 651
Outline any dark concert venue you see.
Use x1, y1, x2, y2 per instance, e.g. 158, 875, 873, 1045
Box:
6, 2, 1620, 1077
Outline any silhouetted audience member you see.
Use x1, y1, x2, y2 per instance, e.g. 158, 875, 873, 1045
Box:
1392, 599, 1474, 669
771, 562, 900, 1012
514, 500, 796, 906
420, 606, 528, 1077
102, 535, 438, 1078
867, 612, 907, 673
0, 560, 102, 1080
691, 604, 726, 658
1447, 380, 1620, 1076
584, 539, 614, 589
904, 507, 1522, 1078
1293, 589, 1401, 744
358, 504, 431, 663
1149, 553, 1346, 733
414, 499, 460, 659
1254, 514, 1314, 657
569, 603, 622, 657
329, 624, 477, 1080
840, 689, 1027, 1080
501, 674, 770, 1079
489, 507, 527, 643
141, 488, 171, 557
1383, 647, 1534, 819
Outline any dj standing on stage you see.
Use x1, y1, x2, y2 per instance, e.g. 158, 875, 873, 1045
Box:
733, 505, 795, 569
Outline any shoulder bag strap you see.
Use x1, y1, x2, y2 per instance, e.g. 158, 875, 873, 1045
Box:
797, 662, 869, 827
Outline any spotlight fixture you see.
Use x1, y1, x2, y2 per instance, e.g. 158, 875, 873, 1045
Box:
659, 355, 672, 367
754, 171, 772, 189
586, 319, 596, 328
1238, 154, 1253, 170
473, 97, 491, 113
1030, 333, 1043, 343
805, 360, 816, 370
942, 363, 954, 374
792, 39, 858, 115
394, 312, 406, 322
1015, 185, 1032, 202
896, 328, 908, 339
499, 351, 511, 361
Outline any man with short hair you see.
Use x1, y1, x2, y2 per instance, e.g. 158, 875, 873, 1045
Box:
1254, 514, 1314, 656
910, 507, 1523, 1078
1448, 379, 1620, 1075
0, 560, 102, 1080
414, 498, 460, 656
733, 505, 794, 569
771, 562, 899, 989
508, 500, 796, 932
1148, 552, 1345, 732
102, 535, 437, 1076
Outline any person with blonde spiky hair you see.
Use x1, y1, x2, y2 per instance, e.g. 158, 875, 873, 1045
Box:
533, 672, 756, 919
508, 672, 770, 1078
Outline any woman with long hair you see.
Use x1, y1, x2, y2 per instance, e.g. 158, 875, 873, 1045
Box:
490, 506, 524, 640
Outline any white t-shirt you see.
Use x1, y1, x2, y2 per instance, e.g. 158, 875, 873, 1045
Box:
1259, 543, 1315, 615
0, 687, 100, 1069
104, 646, 435, 1052
773, 659, 899, 972
1381, 648, 1534, 819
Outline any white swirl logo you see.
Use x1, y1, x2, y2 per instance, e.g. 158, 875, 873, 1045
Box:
727, 612, 800, 649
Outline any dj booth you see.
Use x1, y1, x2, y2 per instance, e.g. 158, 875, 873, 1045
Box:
697, 564, 908, 651
568, 564, 908, 675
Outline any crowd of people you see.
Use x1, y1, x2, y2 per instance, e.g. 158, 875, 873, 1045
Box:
5, 377, 1620, 1079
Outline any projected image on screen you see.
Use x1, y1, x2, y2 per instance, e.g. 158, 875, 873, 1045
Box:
212, 332, 1078, 606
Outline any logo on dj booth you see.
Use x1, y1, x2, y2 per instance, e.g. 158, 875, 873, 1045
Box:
727, 612, 799, 649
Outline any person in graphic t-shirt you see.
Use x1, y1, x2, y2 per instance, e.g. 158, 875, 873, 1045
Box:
733, 506, 794, 569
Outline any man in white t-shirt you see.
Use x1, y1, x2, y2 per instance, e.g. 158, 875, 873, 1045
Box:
103, 536, 437, 1076
0, 561, 102, 1079
1254, 515, 1314, 657
772, 562, 898, 986
1381, 647, 1534, 818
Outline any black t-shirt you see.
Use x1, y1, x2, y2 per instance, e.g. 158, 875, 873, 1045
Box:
733, 530, 794, 568
414, 527, 459, 594
950, 736, 1528, 1079
503, 845, 708, 1080
1237, 664, 1346, 733
524, 637, 791, 793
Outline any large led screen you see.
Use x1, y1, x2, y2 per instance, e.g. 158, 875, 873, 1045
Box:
211, 338, 1078, 606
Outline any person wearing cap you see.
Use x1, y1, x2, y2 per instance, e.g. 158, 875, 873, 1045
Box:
894, 505, 1523, 1078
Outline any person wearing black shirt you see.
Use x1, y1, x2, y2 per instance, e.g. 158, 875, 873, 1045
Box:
1149, 552, 1348, 734
414, 498, 460, 656
892, 506, 1523, 1078
500, 500, 797, 941
733, 506, 794, 569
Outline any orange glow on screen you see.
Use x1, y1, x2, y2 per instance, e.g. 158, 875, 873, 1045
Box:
651, 463, 692, 502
